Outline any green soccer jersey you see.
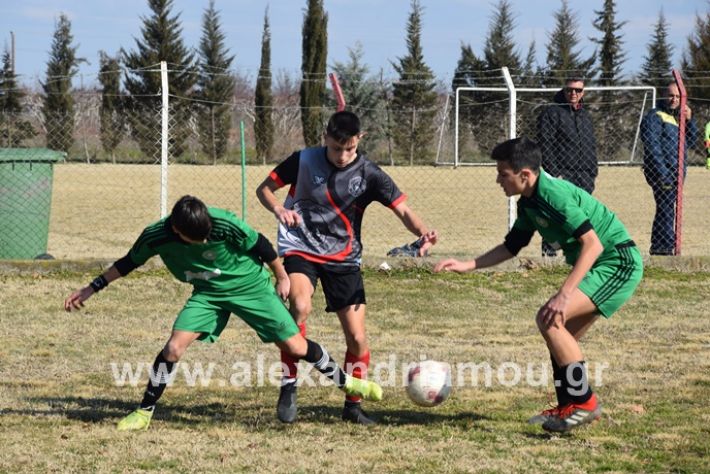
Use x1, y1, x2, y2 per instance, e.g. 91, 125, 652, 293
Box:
127, 207, 270, 294
513, 170, 632, 264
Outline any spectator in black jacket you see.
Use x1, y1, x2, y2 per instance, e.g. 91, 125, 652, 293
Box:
536, 77, 598, 257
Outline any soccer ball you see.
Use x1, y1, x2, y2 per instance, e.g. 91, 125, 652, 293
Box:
406, 360, 452, 407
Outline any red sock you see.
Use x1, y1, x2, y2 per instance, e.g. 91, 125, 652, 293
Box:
344, 351, 370, 402
281, 323, 306, 382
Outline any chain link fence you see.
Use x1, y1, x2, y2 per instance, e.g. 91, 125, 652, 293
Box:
2, 68, 709, 261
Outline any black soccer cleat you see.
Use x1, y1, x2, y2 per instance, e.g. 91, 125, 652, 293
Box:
277, 382, 298, 423
342, 401, 377, 425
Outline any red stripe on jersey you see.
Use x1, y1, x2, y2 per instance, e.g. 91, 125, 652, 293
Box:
284, 250, 347, 264
269, 170, 285, 188
284, 188, 355, 263
389, 193, 407, 209
325, 188, 354, 259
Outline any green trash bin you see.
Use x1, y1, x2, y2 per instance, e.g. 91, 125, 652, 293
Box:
0, 148, 65, 259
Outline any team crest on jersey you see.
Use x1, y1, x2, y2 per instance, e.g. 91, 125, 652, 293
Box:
312, 175, 326, 186
535, 216, 549, 228
348, 176, 366, 197
202, 250, 217, 260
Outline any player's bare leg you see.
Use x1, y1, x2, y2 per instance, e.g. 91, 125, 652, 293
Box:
337, 304, 376, 425
118, 330, 201, 431
276, 334, 382, 402
277, 273, 314, 423
535, 290, 602, 432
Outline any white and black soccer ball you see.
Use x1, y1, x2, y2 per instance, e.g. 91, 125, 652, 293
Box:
406, 360, 452, 407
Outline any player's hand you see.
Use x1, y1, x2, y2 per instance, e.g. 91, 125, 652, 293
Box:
418, 230, 439, 257
536, 291, 570, 328
684, 104, 692, 120
275, 276, 290, 301
433, 258, 475, 273
64, 287, 94, 312
274, 206, 301, 227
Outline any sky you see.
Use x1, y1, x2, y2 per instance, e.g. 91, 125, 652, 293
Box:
1, 0, 706, 87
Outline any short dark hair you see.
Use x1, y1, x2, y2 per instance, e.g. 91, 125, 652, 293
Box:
565, 76, 585, 84
170, 195, 212, 241
490, 137, 541, 173
325, 111, 361, 143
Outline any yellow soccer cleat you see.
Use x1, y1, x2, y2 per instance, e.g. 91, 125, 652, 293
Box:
117, 408, 153, 431
343, 376, 383, 402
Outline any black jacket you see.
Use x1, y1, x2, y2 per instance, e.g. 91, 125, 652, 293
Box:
536, 89, 598, 189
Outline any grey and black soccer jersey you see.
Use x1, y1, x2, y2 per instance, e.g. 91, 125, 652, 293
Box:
269, 147, 405, 266
506, 170, 632, 264
118, 207, 272, 294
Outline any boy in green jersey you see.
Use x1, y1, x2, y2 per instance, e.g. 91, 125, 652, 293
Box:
64, 195, 382, 431
434, 138, 643, 433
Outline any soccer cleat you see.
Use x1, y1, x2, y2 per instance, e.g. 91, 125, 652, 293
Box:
342, 401, 377, 425
527, 405, 561, 425
276, 382, 298, 423
542, 394, 602, 433
342, 376, 383, 402
117, 408, 153, 431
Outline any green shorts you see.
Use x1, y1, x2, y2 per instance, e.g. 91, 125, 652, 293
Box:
173, 288, 299, 343
578, 241, 643, 318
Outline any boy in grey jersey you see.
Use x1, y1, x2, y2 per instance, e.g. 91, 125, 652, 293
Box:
257, 111, 438, 424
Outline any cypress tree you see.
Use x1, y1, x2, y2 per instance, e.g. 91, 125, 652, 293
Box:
450, 43, 487, 159
591, 0, 627, 86
520, 40, 541, 86
98, 51, 125, 162
544, 0, 595, 84
300, 0, 328, 147
330, 43, 384, 148
196, 0, 235, 164
590, 0, 629, 162
682, 8, 710, 101
42, 13, 84, 153
483, 0, 521, 72
639, 10, 673, 90
255, 7, 274, 164
122, 0, 196, 161
0, 49, 36, 147
391, 0, 438, 165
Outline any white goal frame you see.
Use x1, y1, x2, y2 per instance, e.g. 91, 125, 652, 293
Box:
451, 67, 657, 228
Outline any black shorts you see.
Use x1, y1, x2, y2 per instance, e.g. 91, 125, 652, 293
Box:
284, 255, 365, 312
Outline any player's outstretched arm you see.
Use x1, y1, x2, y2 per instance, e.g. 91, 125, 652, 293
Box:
434, 244, 513, 274
64, 265, 123, 312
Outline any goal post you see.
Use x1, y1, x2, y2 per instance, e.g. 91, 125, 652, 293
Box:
450, 75, 657, 231
453, 84, 657, 167
672, 69, 687, 255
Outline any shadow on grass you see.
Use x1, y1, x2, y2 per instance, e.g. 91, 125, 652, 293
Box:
296, 404, 490, 427
12, 396, 235, 426
10, 397, 489, 430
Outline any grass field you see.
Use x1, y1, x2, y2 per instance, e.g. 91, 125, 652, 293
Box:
1, 263, 709, 472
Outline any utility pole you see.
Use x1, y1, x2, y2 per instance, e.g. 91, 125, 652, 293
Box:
10, 31, 15, 73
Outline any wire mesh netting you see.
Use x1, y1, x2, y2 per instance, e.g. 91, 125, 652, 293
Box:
2, 69, 710, 260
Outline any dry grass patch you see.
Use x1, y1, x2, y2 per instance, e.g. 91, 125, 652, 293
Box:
1, 265, 709, 472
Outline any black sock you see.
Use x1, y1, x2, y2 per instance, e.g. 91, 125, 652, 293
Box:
559, 361, 593, 405
302, 339, 347, 388
550, 354, 569, 406
139, 351, 176, 410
